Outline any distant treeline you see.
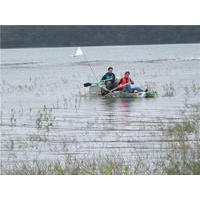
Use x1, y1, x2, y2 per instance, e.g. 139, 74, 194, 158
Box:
1, 25, 200, 48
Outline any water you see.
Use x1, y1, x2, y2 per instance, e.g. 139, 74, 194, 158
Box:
1, 44, 200, 169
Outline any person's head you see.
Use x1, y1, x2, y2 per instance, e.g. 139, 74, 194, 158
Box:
108, 67, 113, 73
124, 71, 130, 78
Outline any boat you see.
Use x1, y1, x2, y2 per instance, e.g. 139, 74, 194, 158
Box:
70, 47, 84, 57
87, 83, 157, 98
74, 47, 83, 57
104, 90, 157, 98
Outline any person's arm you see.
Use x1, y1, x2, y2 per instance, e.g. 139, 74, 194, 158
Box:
112, 73, 116, 81
101, 74, 107, 80
130, 79, 134, 84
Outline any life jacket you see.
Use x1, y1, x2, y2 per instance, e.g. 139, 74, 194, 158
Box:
120, 77, 132, 88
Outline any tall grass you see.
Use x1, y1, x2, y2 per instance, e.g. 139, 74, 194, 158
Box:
35, 105, 56, 131
1, 103, 200, 175
159, 103, 200, 174
162, 82, 175, 97
2, 156, 152, 175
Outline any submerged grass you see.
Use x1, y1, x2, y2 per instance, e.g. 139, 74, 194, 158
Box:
162, 82, 175, 97
35, 105, 56, 132
1, 103, 200, 175
159, 103, 200, 174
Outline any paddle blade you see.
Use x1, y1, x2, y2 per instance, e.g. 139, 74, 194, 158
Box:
84, 83, 92, 87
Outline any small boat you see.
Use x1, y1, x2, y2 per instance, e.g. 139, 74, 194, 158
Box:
87, 83, 157, 98
104, 91, 157, 98
74, 47, 83, 57
70, 47, 84, 57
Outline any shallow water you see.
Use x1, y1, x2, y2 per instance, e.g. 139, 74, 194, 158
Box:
1, 44, 200, 170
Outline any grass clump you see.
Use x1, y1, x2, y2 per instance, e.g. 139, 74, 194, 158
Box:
160, 103, 200, 175
163, 82, 175, 97
35, 105, 56, 131
191, 81, 200, 95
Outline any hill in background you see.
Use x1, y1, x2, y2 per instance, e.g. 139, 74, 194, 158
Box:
1, 25, 200, 48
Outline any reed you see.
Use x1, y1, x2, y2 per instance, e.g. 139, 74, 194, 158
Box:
162, 82, 175, 97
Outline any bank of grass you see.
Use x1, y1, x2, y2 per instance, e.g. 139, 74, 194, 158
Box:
2, 103, 200, 175
3, 156, 151, 175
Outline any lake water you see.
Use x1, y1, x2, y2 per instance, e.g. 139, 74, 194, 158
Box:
1, 44, 200, 170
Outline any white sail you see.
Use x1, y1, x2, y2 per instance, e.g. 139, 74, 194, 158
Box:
74, 47, 83, 56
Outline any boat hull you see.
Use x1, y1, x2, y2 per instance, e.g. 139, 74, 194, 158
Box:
104, 91, 156, 98
88, 85, 157, 98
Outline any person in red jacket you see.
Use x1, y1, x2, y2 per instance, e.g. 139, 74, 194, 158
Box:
118, 71, 134, 90
118, 71, 147, 93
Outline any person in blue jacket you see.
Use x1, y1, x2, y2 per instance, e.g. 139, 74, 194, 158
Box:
101, 67, 116, 89
100, 67, 118, 95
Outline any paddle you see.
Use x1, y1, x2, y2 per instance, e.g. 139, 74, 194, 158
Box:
109, 83, 130, 93
109, 85, 120, 92
84, 82, 92, 87
83, 78, 113, 87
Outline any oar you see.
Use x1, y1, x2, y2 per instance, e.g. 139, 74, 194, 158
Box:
109, 83, 129, 93
84, 82, 92, 87
109, 86, 120, 92
83, 78, 113, 87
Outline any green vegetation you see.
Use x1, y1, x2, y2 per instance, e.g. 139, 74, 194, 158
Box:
2, 103, 200, 175
162, 82, 175, 97
35, 105, 55, 132
159, 103, 200, 174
